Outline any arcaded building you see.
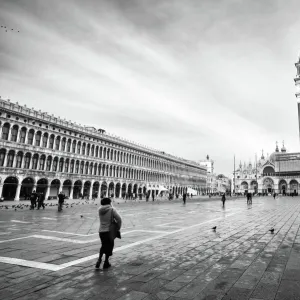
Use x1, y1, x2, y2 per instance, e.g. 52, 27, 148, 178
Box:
0, 98, 207, 201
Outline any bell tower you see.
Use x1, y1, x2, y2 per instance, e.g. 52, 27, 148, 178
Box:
295, 53, 300, 141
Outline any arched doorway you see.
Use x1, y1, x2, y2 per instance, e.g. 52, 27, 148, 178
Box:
241, 181, 249, 195
63, 180, 72, 197
263, 178, 274, 195
115, 183, 121, 198
279, 179, 287, 195
83, 181, 91, 199
101, 182, 107, 198
92, 181, 100, 198
121, 183, 126, 198
20, 177, 35, 200
50, 179, 60, 198
133, 184, 138, 197
128, 183, 132, 197
36, 178, 48, 196
250, 181, 257, 194
108, 182, 114, 197
2, 176, 18, 200
290, 180, 298, 196
73, 180, 82, 199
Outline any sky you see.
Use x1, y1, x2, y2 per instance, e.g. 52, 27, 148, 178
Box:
0, 0, 300, 176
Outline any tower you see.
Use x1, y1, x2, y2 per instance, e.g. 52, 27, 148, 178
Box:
295, 53, 300, 141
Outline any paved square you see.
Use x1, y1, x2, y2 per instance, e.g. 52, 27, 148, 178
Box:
0, 196, 300, 299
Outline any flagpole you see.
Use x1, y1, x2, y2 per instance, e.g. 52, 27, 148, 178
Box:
234, 154, 236, 195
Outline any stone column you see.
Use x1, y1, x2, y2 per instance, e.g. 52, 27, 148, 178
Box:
69, 184, 74, 199
97, 183, 101, 199
118, 183, 122, 198
89, 180, 94, 199
0, 184, 3, 199
14, 184, 22, 201
16, 129, 20, 143
3, 152, 8, 167
33, 184, 37, 193
58, 184, 63, 193
7, 127, 12, 141
80, 181, 84, 197
45, 185, 50, 200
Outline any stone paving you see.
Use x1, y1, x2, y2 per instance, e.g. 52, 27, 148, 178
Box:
0, 196, 300, 299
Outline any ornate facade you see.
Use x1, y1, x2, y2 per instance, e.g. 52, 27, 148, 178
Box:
0, 98, 207, 201
233, 144, 300, 195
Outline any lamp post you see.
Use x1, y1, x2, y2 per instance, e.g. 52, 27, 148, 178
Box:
295, 54, 300, 142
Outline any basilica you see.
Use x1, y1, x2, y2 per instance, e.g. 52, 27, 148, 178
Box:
233, 143, 300, 195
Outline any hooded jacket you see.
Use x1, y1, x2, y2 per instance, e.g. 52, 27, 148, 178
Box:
98, 205, 122, 233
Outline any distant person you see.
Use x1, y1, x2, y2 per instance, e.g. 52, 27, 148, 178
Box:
58, 192, 65, 211
95, 198, 122, 269
273, 192, 276, 200
30, 190, 38, 210
37, 192, 45, 210
221, 193, 226, 207
152, 192, 155, 201
183, 193, 187, 205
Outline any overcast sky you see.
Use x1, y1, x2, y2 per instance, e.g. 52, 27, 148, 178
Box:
0, 0, 300, 176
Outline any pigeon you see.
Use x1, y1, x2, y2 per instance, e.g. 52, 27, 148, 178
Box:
269, 228, 275, 234
15, 208, 17, 211
212, 226, 217, 231
80, 215, 83, 218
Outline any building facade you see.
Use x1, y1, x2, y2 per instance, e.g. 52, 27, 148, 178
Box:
0, 98, 207, 201
232, 144, 300, 195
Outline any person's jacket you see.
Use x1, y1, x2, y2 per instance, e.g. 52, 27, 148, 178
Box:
98, 205, 122, 233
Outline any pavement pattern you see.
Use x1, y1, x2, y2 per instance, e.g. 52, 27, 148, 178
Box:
0, 196, 300, 300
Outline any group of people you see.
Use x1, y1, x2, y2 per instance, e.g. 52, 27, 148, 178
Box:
29, 190, 45, 210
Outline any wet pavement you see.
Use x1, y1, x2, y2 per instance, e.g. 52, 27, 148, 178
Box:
0, 196, 300, 299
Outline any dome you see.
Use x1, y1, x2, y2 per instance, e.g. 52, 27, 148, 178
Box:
269, 152, 277, 162
281, 141, 286, 153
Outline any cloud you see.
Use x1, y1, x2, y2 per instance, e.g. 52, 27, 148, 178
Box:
0, 0, 300, 175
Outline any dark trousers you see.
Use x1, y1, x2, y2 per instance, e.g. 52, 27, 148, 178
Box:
98, 232, 114, 261
37, 201, 45, 209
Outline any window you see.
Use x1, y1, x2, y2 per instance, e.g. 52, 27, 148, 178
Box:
70, 160, 74, 173
39, 156, 45, 170
32, 155, 38, 169
7, 152, 14, 167
80, 162, 84, 174
49, 135, 54, 149
27, 130, 34, 145
89, 164, 93, 174
11, 126, 18, 142
42, 134, 48, 147
66, 139, 71, 152
72, 141, 76, 153
16, 153, 23, 168
91, 146, 94, 156
1, 124, 10, 140
35, 132, 41, 146
24, 154, 31, 169
61, 139, 66, 151
55, 138, 60, 150
77, 142, 81, 154
59, 159, 63, 172
87, 144, 90, 156
82, 143, 86, 155
20, 128, 26, 143
46, 157, 52, 171
85, 163, 88, 174
75, 161, 79, 173
52, 158, 58, 171
64, 160, 69, 172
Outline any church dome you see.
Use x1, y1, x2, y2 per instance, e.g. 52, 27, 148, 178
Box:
281, 141, 286, 153
269, 152, 277, 162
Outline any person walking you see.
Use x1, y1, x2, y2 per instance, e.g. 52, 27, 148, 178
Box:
183, 193, 187, 205
152, 191, 155, 202
58, 192, 65, 211
30, 190, 38, 210
37, 192, 45, 210
273, 192, 276, 200
95, 198, 122, 269
221, 193, 226, 207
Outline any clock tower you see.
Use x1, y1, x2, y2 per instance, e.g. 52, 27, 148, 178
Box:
295, 53, 300, 140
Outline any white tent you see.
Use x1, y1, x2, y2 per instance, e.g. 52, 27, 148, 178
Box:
187, 188, 198, 196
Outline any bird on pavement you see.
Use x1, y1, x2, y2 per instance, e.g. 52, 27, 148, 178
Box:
212, 226, 217, 231
269, 228, 275, 234
80, 215, 83, 218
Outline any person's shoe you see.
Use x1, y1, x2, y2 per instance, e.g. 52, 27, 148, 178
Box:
103, 262, 111, 269
95, 259, 101, 269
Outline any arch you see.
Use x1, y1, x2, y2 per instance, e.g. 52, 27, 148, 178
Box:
50, 179, 61, 197
6, 150, 15, 168
2, 176, 18, 200
108, 182, 114, 197
15, 151, 23, 168
1, 122, 10, 140
63, 179, 72, 197
10, 125, 19, 142
83, 181, 91, 198
36, 178, 48, 195
133, 183, 138, 196
31, 153, 39, 170
55, 136, 61, 151
279, 179, 288, 195
263, 166, 275, 175
82, 142, 86, 155
48, 134, 55, 149
128, 183, 133, 196
263, 177, 274, 194
42, 132, 48, 147
73, 180, 82, 199
92, 181, 100, 198
290, 179, 299, 195
20, 177, 35, 200
121, 183, 127, 198
115, 182, 121, 198
101, 181, 107, 198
